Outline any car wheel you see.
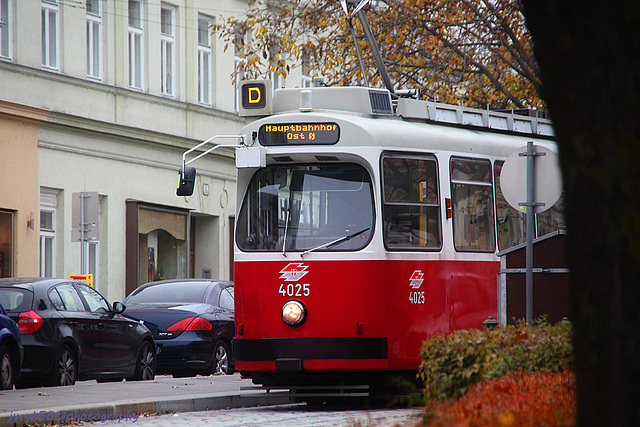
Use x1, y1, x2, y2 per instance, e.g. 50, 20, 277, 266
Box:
49, 345, 76, 387
131, 341, 155, 381
0, 344, 15, 390
213, 341, 234, 375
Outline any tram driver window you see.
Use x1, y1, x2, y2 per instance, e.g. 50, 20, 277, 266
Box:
382, 155, 441, 250
450, 157, 495, 252
236, 164, 374, 252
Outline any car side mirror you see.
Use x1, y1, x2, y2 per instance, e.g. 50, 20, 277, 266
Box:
112, 301, 126, 315
177, 166, 196, 196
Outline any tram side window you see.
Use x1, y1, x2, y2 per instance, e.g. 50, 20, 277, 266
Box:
450, 157, 495, 252
494, 161, 526, 251
537, 194, 566, 236
382, 155, 441, 250
494, 161, 566, 251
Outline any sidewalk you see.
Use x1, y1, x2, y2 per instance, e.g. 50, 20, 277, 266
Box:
0, 374, 292, 426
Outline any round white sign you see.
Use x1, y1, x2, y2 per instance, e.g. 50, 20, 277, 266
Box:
500, 144, 562, 214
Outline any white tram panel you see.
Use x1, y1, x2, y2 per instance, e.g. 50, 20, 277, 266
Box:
236, 85, 556, 264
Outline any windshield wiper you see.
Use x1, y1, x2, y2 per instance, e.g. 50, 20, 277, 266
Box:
300, 227, 370, 257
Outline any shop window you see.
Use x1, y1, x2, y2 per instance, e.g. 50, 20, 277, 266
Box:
137, 206, 187, 285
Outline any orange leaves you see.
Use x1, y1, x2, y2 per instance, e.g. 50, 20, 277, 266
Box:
424, 370, 576, 427
215, 0, 543, 110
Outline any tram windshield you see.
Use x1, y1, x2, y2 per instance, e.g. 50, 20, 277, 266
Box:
236, 164, 374, 252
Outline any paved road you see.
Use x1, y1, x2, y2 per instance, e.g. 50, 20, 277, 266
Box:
0, 374, 424, 426
0, 374, 290, 426
84, 403, 424, 427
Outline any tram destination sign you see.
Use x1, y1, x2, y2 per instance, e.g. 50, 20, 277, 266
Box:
259, 122, 340, 146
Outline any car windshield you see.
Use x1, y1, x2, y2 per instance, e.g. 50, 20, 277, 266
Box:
0, 288, 33, 312
127, 282, 210, 304
236, 163, 374, 252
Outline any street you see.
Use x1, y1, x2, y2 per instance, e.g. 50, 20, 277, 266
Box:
84, 403, 424, 427
0, 374, 424, 427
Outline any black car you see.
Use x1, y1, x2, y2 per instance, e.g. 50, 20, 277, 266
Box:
123, 279, 234, 377
0, 278, 156, 388
0, 302, 22, 390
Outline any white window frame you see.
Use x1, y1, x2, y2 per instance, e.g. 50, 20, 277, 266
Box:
197, 14, 212, 105
270, 70, 284, 92
0, 0, 11, 60
233, 32, 246, 112
128, 0, 144, 90
160, 4, 175, 96
85, 239, 99, 289
86, 0, 102, 80
301, 74, 312, 88
41, 0, 59, 70
39, 190, 58, 278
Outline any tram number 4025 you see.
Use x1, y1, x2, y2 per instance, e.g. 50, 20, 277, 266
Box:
409, 291, 425, 305
279, 283, 310, 297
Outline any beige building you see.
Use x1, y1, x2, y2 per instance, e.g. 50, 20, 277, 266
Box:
0, 101, 48, 277
0, 0, 254, 300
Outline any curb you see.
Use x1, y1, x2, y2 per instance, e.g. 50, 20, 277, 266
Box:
0, 392, 293, 426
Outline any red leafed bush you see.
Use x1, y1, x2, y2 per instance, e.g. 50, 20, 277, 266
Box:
423, 370, 575, 427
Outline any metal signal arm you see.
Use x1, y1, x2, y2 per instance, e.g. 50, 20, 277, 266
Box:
181, 134, 246, 172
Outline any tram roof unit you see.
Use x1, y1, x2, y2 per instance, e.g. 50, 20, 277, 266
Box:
265, 85, 554, 138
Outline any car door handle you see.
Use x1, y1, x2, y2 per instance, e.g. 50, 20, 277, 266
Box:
97, 323, 105, 329
69, 321, 78, 328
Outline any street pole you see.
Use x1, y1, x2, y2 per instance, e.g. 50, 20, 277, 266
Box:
80, 192, 90, 275
521, 141, 546, 325
525, 142, 534, 325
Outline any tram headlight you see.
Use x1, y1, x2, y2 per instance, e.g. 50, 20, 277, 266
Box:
282, 300, 306, 326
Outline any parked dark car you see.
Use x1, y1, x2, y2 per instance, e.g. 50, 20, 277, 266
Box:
0, 302, 22, 390
123, 279, 234, 377
0, 278, 156, 388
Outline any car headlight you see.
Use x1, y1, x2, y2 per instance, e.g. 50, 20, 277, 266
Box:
282, 300, 306, 326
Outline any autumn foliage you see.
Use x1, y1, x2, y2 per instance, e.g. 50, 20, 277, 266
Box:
424, 370, 575, 426
419, 320, 573, 402
215, 0, 543, 110
413, 320, 574, 426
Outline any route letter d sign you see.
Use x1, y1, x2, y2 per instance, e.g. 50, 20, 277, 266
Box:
239, 80, 272, 117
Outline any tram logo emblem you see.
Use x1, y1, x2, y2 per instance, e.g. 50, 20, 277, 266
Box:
279, 263, 310, 282
409, 270, 424, 289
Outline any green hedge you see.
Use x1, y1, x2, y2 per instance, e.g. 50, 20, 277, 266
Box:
418, 319, 573, 402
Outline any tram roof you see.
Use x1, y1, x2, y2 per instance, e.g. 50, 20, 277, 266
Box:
267, 86, 554, 138
240, 85, 556, 159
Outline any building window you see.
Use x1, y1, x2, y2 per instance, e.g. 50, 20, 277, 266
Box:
450, 157, 496, 252
85, 241, 99, 289
128, 0, 144, 89
233, 31, 245, 112
40, 211, 55, 277
301, 54, 312, 88
197, 15, 212, 105
160, 4, 175, 96
39, 190, 59, 278
41, 0, 59, 70
0, 210, 13, 278
0, 0, 11, 60
86, 0, 102, 79
270, 70, 284, 92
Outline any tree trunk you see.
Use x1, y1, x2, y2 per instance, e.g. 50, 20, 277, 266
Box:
521, 2, 640, 425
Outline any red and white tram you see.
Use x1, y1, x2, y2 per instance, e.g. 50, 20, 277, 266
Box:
179, 81, 559, 393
